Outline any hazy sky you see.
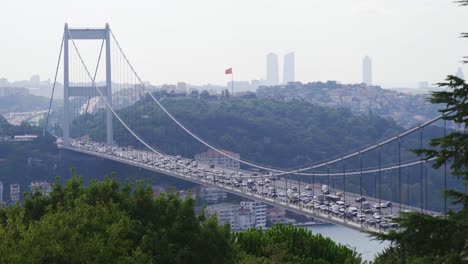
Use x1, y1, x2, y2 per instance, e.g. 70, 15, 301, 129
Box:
1, 0, 467, 87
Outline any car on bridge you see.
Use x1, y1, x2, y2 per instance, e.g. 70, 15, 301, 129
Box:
373, 213, 382, 220
355, 196, 366, 202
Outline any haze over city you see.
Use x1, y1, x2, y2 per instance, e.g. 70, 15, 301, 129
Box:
1, 0, 467, 87
0, 1, 467, 262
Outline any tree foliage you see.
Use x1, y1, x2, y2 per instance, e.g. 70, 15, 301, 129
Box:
0, 172, 360, 263
374, 76, 468, 263
374, 3, 468, 262
73, 97, 404, 169
233, 225, 361, 264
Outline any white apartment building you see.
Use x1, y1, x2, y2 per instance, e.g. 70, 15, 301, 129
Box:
200, 187, 227, 203
240, 201, 267, 228
205, 203, 240, 227
10, 184, 20, 202
235, 208, 256, 230
206, 202, 268, 230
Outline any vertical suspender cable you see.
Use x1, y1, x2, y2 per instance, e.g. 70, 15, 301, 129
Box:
342, 159, 346, 207
342, 159, 347, 223
359, 152, 363, 213
407, 158, 410, 209
389, 170, 393, 215
444, 119, 447, 217
298, 174, 301, 203
378, 145, 382, 216
424, 161, 428, 211
327, 165, 330, 216
420, 127, 423, 213
312, 171, 315, 200
398, 136, 402, 216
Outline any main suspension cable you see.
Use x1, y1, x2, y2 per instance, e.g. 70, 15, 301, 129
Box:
109, 29, 444, 177
44, 35, 65, 136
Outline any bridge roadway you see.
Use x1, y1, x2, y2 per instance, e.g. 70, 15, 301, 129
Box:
60, 140, 440, 233
3, 110, 48, 126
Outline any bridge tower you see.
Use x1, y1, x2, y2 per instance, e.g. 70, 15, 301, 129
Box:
62, 23, 113, 146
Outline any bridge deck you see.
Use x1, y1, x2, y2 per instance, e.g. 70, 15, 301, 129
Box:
61, 144, 440, 233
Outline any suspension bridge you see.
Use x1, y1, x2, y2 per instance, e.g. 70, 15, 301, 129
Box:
45, 24, 453, 233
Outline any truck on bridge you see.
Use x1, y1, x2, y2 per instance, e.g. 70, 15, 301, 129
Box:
321, 184, 330, 194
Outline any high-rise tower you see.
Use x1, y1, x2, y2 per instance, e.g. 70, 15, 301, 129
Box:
266, 53, 279, 86
362, 56, 372, 85
456, 67, 465, 80
283, 52, 295, 84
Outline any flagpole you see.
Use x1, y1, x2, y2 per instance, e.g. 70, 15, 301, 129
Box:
231, 70, 234, 97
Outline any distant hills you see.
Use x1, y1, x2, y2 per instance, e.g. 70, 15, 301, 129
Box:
257, 82, 440, 128
0, 94, 50, 114
73, 97, 406, 168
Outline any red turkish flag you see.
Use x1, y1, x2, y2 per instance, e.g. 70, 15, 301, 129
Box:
225, 68, 232, 75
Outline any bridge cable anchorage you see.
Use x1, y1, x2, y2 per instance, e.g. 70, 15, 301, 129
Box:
109, 29, 446, 178
44, 35, 65, 136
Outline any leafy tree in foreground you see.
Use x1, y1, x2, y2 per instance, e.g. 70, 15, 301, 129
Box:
0, 172, 235, 263
374, 75, 468, 263
374, 5, 468, 259
0, 171, 360, 263
233, 225, 361, 264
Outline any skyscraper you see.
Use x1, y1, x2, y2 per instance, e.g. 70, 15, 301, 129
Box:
266, 53, 279, 86
362, 56, 372, 85
0, 181, 3, 202
456, 67, 465, 80
283, 52, 295, 84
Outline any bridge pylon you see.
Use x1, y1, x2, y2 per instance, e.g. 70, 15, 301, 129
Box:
62, 23, 113, 146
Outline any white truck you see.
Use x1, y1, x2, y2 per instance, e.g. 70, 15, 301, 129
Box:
321, 184, 330, 194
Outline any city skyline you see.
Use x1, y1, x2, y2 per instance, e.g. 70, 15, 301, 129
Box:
0, 1, 467, 88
